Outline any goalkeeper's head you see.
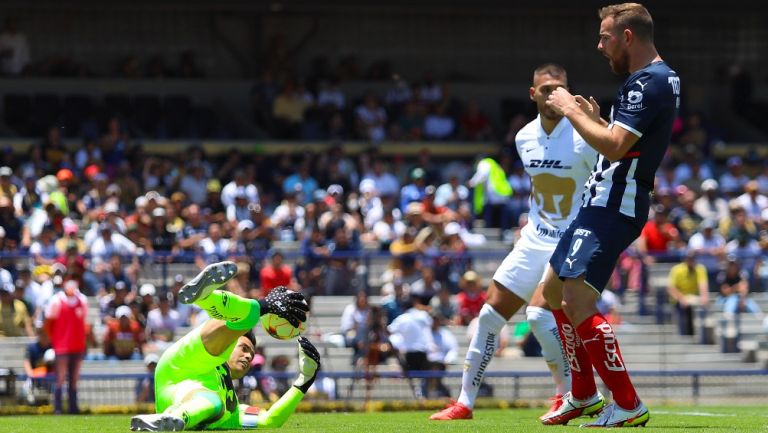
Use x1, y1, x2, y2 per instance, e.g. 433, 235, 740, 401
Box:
227, 331, 257, 379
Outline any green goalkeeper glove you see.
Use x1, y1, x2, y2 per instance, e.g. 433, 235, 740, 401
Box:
293, 337, 321, 394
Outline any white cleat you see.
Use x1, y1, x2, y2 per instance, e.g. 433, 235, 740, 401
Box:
580, 402, 649, 428
178, 261, 238, 304
130, 414, 186, 431
540, 391, 605, 425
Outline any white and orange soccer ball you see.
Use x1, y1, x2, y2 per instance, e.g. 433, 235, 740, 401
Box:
260, 313, 307, 340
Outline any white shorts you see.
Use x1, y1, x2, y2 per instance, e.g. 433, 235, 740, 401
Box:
492, 234, 556, 302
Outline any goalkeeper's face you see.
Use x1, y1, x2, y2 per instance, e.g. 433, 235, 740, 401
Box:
227, 336, 256, 379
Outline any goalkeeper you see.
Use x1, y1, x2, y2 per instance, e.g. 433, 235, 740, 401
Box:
131, 261, 319, 431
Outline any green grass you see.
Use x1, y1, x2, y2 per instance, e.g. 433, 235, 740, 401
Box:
1, 406, 767, 432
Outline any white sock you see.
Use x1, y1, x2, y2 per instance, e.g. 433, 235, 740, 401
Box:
526, 306, 570, 396
457, 304, 506, 408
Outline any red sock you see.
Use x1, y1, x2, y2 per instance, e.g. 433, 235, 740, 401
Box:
552, 309, 597, 399
576, 313, 639, 409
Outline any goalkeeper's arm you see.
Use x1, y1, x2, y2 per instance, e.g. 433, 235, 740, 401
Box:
240, 337, 321, 429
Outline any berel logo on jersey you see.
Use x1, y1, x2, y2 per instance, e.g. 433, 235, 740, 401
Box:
528, 159, 571, 169
627, 90, 643, 104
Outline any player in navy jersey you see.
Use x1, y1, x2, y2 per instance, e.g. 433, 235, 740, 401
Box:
539, 3, 679, 428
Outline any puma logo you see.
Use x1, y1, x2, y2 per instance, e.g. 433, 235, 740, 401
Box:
635, 80, 648, 91
565, 257, 577, 269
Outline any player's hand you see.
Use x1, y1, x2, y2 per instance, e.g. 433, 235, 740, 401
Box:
575, 95, 602, 123
259, 286, 309, 327
293, 336, 321, 393
546, 87, 578, 116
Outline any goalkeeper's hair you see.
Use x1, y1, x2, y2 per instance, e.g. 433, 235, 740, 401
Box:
243, 330, 257, 347
533, 63, 567, 83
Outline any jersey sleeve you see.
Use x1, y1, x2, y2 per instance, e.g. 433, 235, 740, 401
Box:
611, 70, 669, 138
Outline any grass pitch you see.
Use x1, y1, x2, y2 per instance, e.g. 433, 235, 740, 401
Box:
0, 406, 766, 433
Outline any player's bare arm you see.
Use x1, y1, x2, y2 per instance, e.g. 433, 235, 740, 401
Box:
546, 87, 638, 162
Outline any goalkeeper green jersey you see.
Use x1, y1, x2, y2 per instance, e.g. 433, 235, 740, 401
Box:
154, 325, 242, 429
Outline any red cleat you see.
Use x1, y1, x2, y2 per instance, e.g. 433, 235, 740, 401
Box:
429, 400, 473, 420
539, 394, 564, 421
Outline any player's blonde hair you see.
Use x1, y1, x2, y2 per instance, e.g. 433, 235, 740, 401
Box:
598, 3, 654, 43
533, 63, 567, 83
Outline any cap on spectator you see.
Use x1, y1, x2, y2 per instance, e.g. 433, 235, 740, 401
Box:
84, 164, 100, 180
144, 353, 159, 366
43, 348, 56, 363
94, 173, 108, 182
0, 283, 13, 294
652, 204, 668, 215
727, 156, 743, 167
701, 179, 718, 192
700, 219, 717, 230
0, 226, 5, 238
115, 281, 129, 292
745, 180, 759, 193
52, 263, 66, 274
106, 184, 121, 196
462, 270, 479, 283
98, 222, 112, 232
152, 207, 166, 218
726, 254, 739, 264
56, 168, 73, 182
238, 219, 255, 231
171, 191, 186, 203
22, 167, 36, 180
115, 305, 133, 319
761, 207, 768, 223
0, 166, 12, 177
359, 179, 377, 194
313, 189, 327, 202
139, 283, 156, 297
135, 196, 148, 208
425, 185, 436, 196
444, 221, 461, 236
406, 202, 423, 215
64, 280, 78, 292
145, 190, 161, 201
104, 201, 119, 214
64, 224, 78, 235
207, 179, 222, 193
327, 184, 344, 196
411, 167, 425, 180
174, 274, 184, 283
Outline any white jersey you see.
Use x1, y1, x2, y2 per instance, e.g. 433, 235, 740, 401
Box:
515, 115, 597, 249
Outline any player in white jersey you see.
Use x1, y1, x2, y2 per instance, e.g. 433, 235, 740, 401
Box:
431, 64, 597, 421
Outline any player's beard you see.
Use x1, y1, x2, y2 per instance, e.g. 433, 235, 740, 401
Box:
609, 49, 630, 75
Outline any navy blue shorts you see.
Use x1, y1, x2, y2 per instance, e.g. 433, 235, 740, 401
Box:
549, 207, 641, 293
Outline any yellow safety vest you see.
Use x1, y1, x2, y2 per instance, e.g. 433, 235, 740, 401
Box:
473, 158, 512, 215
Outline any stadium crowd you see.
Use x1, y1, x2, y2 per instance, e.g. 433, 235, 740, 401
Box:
0, 94, 767, 405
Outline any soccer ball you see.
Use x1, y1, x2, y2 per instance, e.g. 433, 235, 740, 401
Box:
260, 313, 307, 340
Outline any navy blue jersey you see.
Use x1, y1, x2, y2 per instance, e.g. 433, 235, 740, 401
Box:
582, 60, 680, 228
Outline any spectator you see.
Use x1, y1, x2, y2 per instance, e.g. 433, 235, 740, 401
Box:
146, 293, 180, 350
136, 353, 158, 404
400, 168, 427, 212
455, 270, 486, 325
669, 189, 703, 242
29, 225, 58, 266
272, 81, 310, 139
259, 250, 295, 297
176, 204, 208, 252
352, 306, 391, 400
361, 159, 400, 198
0, 196, 22, 247
0, 166, 17, 200
297, 226, 330, 297
283, 161, 318, 205
355, 93, 387, 143
426, 312, 458, 398
44, 280, 88, 414
13, 169, 43, 218
717, 256, 762, 315
467, 155, 512, 230
89, 223, 137, 260
435, 174, 470, 212
340, 291, 370, 349
411, 266, 442, 297
368, 208, 405, 250
719, 156, 749, 198
0, 283, 34, 337
220, 169, 259, 209
387, 292, 434, 399
136, 283, 157, 326
226, 190, 252, 223
179, 163, 208, 205
693, 179, 729, 222
638, 204, 682, 257
756, 161, 768, 195
735, 180, 768, 221
423, 104, 456, 140
144, 207, 176, 255
198, 222, 233, 260
103, 305, 145, 360
0, 18, 30, 76
99, 280, 131, 324
667, 250, 709, 335
391, 99, 425, 140
22, 327, 53, 405
430, 286, 458, 324
688, 219, 727, 289
240, 204, 276, 255
325, 226, 361, 295
459, 99, 493, 141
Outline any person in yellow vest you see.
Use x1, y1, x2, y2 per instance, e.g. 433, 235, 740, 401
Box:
666, 249, 709, 335
467, 155, 513, 231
